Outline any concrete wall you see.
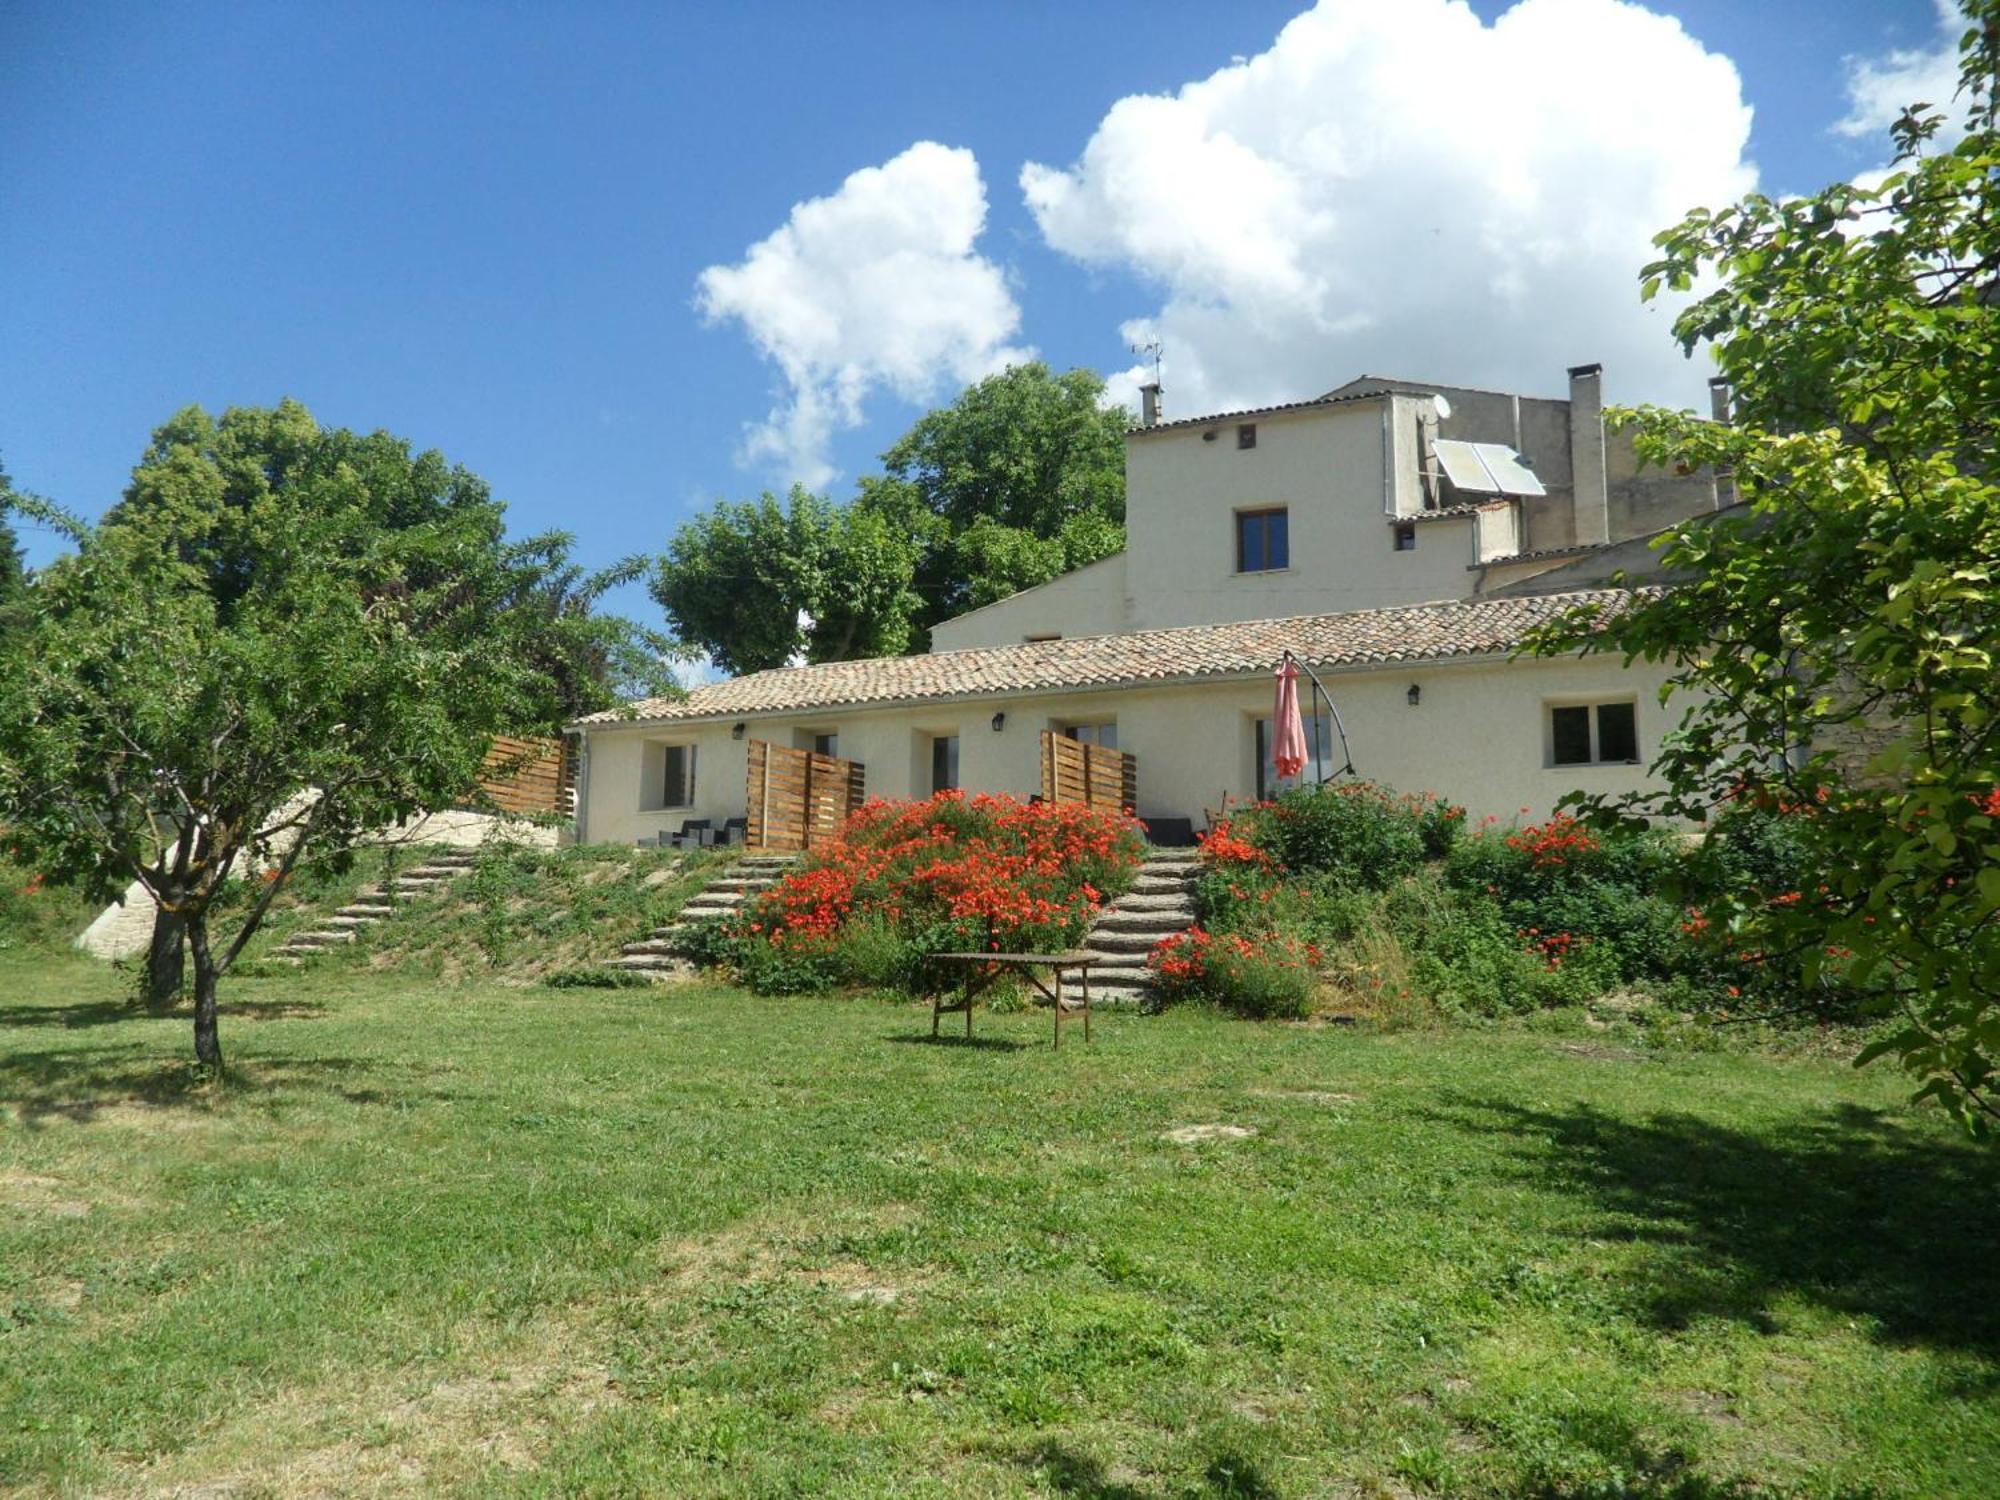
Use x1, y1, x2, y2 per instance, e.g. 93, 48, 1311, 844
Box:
929, 553, 1132, 651
578, 652, 1682, 846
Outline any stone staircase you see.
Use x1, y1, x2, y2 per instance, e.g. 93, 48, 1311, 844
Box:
1079, 848, 1201, 1005
267, 849, 478, 964
604, 852, 799, 981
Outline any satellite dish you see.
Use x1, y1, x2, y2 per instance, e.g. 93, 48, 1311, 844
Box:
1430, 394, 1453, 420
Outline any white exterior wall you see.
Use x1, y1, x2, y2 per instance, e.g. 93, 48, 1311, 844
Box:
577, 652, 1681, 846
928, 553, 1133, 651
1122, 400, 1480, 629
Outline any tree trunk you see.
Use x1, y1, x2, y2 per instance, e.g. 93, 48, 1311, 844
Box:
144, 906, 186, 1010
187, 918, 223, 1070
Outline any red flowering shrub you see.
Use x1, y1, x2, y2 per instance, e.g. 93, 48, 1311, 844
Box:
1148, 925, 1317, 1019
729, 792, 1144, 993
1504, 815, 1600, 871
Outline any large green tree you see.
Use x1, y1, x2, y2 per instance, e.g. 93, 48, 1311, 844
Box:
0, 456, 31, 638
0, 444, 592, 1067
1532, 3, 2000, 1129
99, 401, 680, 1005
653, 363, 1128, 670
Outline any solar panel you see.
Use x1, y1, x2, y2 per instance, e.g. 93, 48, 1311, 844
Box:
1431, 439, 1545, 497
1469, 442, 1546, 497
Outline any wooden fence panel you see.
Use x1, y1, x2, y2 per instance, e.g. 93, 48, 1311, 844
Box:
747, 739, 866, 851
1039, 731, 1137, 814
478, 735, 577, 817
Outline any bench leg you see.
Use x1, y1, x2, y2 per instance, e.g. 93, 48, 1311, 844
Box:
965, 970, 973, 1039
1083, 969, 1092, 1043
1053, 967, 1063, 1049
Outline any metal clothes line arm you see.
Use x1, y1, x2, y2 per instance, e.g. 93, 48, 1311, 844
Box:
1280, 650, 1356, 783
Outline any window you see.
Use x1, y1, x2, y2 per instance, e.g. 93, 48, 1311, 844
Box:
1254, 714, 1336, 799
930, 734, 960, 793
1063, 722, 1117, 751
662, 744, 696, 807
1550, 701, 1639, 766
1394, 522, 1417, 552
1236, 507, 1289, 573
812, 732, 838, 758
1237, 423, 1257, 450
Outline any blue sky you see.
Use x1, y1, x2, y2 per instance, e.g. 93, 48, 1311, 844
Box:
0, 1, 1959, 624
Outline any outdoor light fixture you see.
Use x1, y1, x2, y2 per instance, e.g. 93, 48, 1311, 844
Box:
1407, 684, 1422, 707
731, 721, 746, 740
991, 711, 1006, 732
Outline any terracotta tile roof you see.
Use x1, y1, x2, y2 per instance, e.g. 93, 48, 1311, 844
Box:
574, 589, 1640, 730
1473, 542, 1608, 567
1402, 502, 1506, 523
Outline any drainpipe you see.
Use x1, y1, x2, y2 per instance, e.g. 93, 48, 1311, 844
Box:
570, 730, 590, 845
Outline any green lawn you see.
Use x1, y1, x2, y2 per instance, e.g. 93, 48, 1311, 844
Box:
3, 950, 1997, 1498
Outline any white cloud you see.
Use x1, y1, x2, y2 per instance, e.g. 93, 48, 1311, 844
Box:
696, 141, 1031, 488
1022, 0, 1757, 418
1838, 2, 1967, 146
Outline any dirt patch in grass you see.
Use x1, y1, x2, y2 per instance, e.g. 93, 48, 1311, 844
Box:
1161, 1123, 1258, 1145
1250, 1088, 1358, 1107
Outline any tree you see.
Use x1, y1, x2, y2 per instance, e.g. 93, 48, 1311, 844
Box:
0, 418, 618, 1067
858, 361, 1128, 635
101, 401, 676, 1003
1530, 3, 2000, 1130
651, 486, 924, 676
0, 456, 31, 639
653, 364, 1128, 670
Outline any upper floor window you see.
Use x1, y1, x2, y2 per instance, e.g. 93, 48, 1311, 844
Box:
1394, 522, 1417, 552
1237, 423, 1257, 450
1236, 507, 1289, 573
1550, 701, 1639, 766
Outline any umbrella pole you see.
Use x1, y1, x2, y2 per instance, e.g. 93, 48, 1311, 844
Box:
1284, 652, 1356, 782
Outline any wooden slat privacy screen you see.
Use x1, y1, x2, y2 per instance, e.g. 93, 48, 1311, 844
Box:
477, 735, 577, 817
1039, 731, 1137, 814
746, 739, 867, 852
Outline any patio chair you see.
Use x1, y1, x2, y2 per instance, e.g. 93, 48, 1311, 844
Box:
667, 818, 713, 849
1138, 813, 1197, 848
718, 816, 748, 846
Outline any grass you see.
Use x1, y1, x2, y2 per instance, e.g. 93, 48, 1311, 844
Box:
3, 946, 1998, 1498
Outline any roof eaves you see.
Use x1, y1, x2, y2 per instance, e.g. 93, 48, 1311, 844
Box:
1125, 387, 1383, 438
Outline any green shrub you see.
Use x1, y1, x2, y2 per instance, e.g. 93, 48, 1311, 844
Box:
1220, 781, 1462, 890
1149, 927, 1316, 1020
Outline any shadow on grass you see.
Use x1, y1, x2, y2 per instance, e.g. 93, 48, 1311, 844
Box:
0, 1043, 457, 1127
1022, 1443, 1277, 1499
884, 1033, 1031, 1052
1439, 1093, 2000, 1364
0, 993, 326, 1030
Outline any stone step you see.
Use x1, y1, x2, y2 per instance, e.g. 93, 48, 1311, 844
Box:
339, 902, 396, 916
603, 955, 694, 980
1107, 893, 1196, 915
1131, 872, 1197, 891
1093, 910, 1193, 936
276, 931, 354, 950
620, 938, 687, 956
1082, 956, 1153, 979
1083, 929, 1167, 956
321, 915, 380, 929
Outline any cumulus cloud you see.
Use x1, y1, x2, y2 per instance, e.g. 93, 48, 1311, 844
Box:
1021, 0, 1757, 418
1838, 1, 1968, 146
697, 142, 1031, 487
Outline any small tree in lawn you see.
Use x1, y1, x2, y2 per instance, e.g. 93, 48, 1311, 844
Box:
1529, 4, 2000, 1129
0, 477, 559, 1069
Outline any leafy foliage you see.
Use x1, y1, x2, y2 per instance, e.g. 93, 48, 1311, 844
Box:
0, 407, 615, 1065
1528, 6, 2000, 1129
651, 364, 1128, 670
715, 792, 1143, 995
0, 455, 32, 641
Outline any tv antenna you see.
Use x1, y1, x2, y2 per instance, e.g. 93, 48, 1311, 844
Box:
1129, 339, 1163, 387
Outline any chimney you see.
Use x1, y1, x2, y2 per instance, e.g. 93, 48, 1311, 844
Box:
1708, 376, 1736, 509
1139, 381, 1161, 428
1567, 362, 1609, 547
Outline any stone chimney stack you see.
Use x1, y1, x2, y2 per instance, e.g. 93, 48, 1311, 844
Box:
1708, 376, 1736, 509
1567, 362, 1610, 548
1139, 382, 1162, 428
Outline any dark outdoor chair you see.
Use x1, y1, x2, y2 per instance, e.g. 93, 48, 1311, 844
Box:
718, 816, 748, 846
667, 818, 713, 849
1139, 814, 1196, 848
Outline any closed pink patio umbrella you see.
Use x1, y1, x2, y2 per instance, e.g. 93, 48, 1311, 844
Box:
1272, 655, 1308, 782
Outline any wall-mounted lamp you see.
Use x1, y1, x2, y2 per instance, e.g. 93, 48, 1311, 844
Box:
991, 711, 1007, 732
731, 721, 746, 740
1406, 685, 1422, 708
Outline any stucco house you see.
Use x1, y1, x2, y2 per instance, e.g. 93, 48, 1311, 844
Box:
571, 362, 1727, 844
